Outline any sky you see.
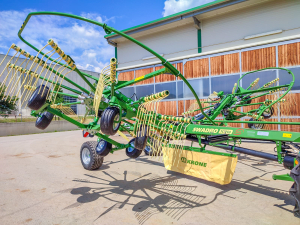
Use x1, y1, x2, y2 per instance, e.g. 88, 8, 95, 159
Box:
0, 0, 214, 72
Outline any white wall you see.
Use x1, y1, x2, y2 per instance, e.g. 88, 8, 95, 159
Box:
201, 0, 300, 52
117, 23, 198, 68
115, 0, 300, 69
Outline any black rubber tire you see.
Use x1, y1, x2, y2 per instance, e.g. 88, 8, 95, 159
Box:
126, 138, 142, 159
247, 118, 265, 129
134, 125, 148, 150
96, 139, 112, 157
262, 107, 274, 119
27, 85, 49, 110
290, 154, 300, 218
35, 111, 54, 130
80, 141, 104, 170
100, 107, 121, 135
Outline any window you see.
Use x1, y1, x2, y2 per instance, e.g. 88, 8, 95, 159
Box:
178, 78, 209, 98
177, 81, 183, 98
155, 82, 176, 99
211, 75, 240, 94
136, 85, 154, 99
279, 67, 300, 90
119, 87, 136, 101
63, 96, 77, 114
241, 70, 277, 89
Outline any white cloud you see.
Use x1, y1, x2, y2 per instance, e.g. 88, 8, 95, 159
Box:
162, 0, 215, 17
0, 9, 115, 72
80, 12, 116, 24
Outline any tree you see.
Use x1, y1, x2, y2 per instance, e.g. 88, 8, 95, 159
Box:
0, 82, 18, 117
53, 84, 65, 104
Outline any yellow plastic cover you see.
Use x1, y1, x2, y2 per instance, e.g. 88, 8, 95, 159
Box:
163, 147, 238, 185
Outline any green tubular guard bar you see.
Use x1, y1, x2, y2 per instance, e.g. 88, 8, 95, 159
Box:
236, 67, 295, 119
18, 11, 215, 125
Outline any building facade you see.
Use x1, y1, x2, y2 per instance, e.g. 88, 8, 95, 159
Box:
105, 0, 300, 131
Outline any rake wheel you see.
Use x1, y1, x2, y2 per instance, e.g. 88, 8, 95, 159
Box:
126, 138, 142, 158
35, 111, 54, 130
100, 107, 121, 135
262, 106, 274, 119
96, 139, 112, 156
27, 85, 49, 110
247, 118, 265, 129
134, 125, 148, 151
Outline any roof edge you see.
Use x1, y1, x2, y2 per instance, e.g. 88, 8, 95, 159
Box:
104, 0, 228, 39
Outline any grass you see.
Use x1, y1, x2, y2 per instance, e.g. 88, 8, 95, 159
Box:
0, 117, 37, 123
0, 115, 95, 123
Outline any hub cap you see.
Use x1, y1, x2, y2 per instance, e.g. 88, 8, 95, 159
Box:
82, 148, 91, 165
113, 114, 120, 130
127, 141, 135, 153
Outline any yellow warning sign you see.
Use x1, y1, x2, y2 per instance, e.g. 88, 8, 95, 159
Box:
283, 133, 292, 138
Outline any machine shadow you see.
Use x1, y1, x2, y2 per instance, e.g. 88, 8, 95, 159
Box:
66, 171, 209, 224
60, 161, 294, 224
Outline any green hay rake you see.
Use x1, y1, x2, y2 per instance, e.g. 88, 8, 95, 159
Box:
1, 12, 300, 218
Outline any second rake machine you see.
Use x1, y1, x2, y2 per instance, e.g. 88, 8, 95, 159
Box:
1, 12, 300, 217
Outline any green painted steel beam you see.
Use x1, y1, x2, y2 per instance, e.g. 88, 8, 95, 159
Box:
38, 74, 82, 95
81, 71, 99, 81
41, 65, 90, 94
52, 91, 78, 98
60, 101, 82, 106
272, 174, 294, 181
186, 124, 300, 142
180, 145, 237, 157
74, 68, 95, 92
209, 120, 300, 125
95, 132, 126, 148
46, 107, 86, 129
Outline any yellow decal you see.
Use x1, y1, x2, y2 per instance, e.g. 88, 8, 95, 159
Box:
283, 133, 292, 138
135, 75, 144, 82
295, 160, 298, 165
219, 129, 233, 135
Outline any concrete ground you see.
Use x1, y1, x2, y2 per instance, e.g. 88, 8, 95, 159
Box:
0, 130, 298, 225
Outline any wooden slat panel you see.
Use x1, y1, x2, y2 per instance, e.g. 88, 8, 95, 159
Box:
184, 58, 209, 79
280, 93, 300, 117
227, 121, 242, 128
155, 64, 176, 83
178, 100, 184, 116
264, 118, 278, 131
157, 101, 177, 116
177, 63, 183, 74
281, 119, 300, 132
242, 47, 276, 72
211, 53, 240, 76
278, 42, 300, 67
135, 68, 154, 85
118, 71, 134, 86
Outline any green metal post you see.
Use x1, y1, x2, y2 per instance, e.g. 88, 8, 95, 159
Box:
198, 29, 202, 53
